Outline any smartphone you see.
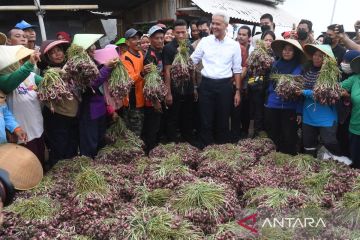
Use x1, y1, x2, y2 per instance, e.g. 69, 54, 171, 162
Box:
337, 24, 344, 33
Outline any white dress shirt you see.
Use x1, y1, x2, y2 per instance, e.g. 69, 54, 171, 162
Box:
190, 35, 242, 79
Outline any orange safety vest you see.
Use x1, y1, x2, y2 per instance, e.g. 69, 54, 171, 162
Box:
121, 50, 145, 108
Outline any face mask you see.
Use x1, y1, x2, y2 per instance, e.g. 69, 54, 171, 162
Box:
261, 25, 271, 33
297, 30, 308, 40
323, 36, 333, 45
341, 63, 352, 74
199, 31, 209, 38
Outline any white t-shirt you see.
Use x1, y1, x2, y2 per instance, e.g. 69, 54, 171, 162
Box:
7, 72, 43, 142
191, 35, 242, 79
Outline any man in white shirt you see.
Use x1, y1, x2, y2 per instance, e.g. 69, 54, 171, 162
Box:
191, 12, 242, 147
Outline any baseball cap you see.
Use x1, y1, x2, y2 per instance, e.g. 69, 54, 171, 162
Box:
15, 20, 37, 30
124, 28, 143, 40
148, 25, 164, 37
115, 37, 126, 46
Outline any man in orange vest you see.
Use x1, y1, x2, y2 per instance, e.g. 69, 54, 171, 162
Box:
121, 28, 151, 136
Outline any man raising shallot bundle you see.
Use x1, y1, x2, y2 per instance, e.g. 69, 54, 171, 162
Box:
142, 25, 167, 154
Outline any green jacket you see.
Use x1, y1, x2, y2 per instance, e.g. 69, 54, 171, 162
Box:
341, 74, 360, 135
0, 61, 43, 94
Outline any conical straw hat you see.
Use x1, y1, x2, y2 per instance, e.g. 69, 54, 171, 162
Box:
304, 44, 335, 60
271, 39, 308, 63
72, 34, 103, 50
0, 45, 34, 71
0, 143, 43, 190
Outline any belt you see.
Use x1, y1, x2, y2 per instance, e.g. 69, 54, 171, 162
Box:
202, 76, 232, 83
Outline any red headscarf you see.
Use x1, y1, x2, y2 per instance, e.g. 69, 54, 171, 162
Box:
56, 31, 71, 42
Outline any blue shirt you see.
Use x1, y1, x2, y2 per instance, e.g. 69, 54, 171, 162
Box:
265, 60, 303, 113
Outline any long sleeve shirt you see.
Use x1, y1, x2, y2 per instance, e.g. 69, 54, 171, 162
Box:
302, 68, 338, 127
81, 66, 112, 119
341, 74, 360, 135
0, 61, 42, 94
0, 104, 19, 144
190, 35, 242, 79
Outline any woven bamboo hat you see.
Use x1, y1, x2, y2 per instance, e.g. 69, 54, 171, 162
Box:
72, 34, 103, 50
304, 44, 336, 60
0, 45, 34, 71
0, 143, 43, 190
271, 39, 308, 63
351, 56, 360, 74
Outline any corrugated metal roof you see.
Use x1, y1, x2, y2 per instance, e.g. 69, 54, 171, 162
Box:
191, 0, 298, 27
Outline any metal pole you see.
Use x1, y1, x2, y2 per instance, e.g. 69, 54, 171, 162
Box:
330, 0, 337, 24
34, 0, 47, 41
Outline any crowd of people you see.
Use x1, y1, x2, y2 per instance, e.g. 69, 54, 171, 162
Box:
0, 13, 360, 174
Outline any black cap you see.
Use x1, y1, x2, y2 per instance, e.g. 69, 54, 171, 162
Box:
124, 28, 143, 39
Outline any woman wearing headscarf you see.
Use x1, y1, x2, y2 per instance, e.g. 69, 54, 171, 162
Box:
265, 39, 306, 155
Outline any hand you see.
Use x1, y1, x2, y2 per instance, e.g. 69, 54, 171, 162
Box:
112, 112, 119, 122
142, 64, 153, 75
194, 89, 198, 102
153, 101, 162, 112
341, 89, 350, 97
29, 52, 41, 65
15, 129, 27, 143
234, 91, 241, 107
290, 30, 297, 39
105, 58, 118, 68
334, 26, 346, 39
165, 92, 173, 106
296, 115, 302, 125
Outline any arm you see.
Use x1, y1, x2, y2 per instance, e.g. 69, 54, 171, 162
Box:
3, 106, 18, 133
190, 39, 204, 65
340, 75, 355, 92
164, 65, 172, 95
34, 74, 43, 86
338, 32, 360, 51
0, 61, 35, 94
91, 66, 112, 88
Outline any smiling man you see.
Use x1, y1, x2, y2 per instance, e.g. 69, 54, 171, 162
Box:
190, 12, 242, 147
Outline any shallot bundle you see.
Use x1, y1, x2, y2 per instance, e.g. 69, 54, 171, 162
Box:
247, 40, 274, 76
313, 56, 342, 105
108, 60, 133, 99
37, 68, 73, 112
273, 74, 304, 101
170, 40, 194, 86
37, 68, 73, 102
62, 44, 100, 91
143, 64, 168, 102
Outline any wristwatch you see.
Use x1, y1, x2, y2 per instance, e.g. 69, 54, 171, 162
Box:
236, 87, 241, 92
